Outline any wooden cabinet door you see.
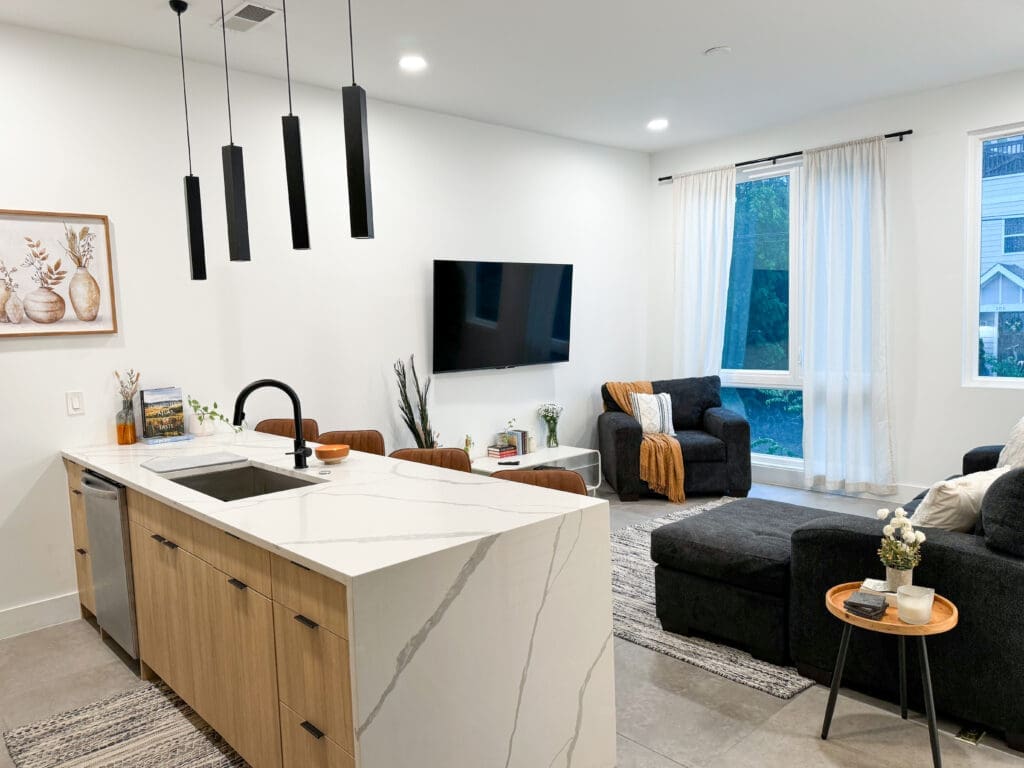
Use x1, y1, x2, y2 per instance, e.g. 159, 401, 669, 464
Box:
192, 561, 282, 768
280, 702, 354, 768
65, 460, 96, 615
129, 521, 198, 704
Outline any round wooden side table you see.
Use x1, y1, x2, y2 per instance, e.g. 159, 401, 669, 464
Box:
821, 582, 959, 768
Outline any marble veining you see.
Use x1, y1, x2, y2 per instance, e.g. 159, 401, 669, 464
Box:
356, 534, 498, 737
61, 431, 604, 582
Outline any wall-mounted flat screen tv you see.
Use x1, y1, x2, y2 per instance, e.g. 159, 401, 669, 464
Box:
433, 260, 573, 373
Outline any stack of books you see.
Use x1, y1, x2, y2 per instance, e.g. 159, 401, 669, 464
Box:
843, 591, 888, 621
487, 445, 518, 459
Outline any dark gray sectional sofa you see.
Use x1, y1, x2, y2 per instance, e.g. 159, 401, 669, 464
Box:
652, 445, 1024, 751
598, 376, 752, 500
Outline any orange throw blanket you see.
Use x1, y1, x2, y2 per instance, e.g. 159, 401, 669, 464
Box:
605, 381, 686, 503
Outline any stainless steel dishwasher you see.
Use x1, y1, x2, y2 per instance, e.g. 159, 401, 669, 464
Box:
81, 471, 139, 659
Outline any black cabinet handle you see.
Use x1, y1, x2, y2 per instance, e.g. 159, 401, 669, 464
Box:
290, 560, 312, 571
224, 531, 241, 541
228, 578, 248, 591
75, 547, 87, 555
299, 721, 324, 740
150, 533, 166, 543
71, 489, 82, 496
294, 614, 319, 630
162, 539, 179, 550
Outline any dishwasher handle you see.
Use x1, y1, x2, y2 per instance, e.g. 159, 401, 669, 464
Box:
81, 476, 121, 500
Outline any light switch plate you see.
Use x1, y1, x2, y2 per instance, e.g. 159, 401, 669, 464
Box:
66, 391, 85, 416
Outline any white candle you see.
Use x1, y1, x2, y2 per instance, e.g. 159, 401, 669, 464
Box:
897, 586, 935, 625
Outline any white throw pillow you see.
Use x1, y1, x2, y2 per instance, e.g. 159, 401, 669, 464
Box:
628, 392, 674, 435
911, 466, 1012, 532
998, 416, 1024, 467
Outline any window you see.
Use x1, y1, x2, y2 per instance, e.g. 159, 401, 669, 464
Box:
968, 128, 1024, 383
1006, 217, 1024, 254
721, 168, 803, 456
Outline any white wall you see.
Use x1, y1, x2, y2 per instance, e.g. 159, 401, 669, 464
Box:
0, 24, 651, 637
650, 68, 1024, 493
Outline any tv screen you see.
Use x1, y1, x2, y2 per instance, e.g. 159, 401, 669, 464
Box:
433, 260, 573, 373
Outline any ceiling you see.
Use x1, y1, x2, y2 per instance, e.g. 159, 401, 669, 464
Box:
5, 0, 1024, 152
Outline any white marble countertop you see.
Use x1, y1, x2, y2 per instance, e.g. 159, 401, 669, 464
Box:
61, 431, 606, 584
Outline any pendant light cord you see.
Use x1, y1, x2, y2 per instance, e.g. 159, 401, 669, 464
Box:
282, 0, 293, 115
347, 0, 355, 85
220, 0, 234, 144
175, 11, 193, 175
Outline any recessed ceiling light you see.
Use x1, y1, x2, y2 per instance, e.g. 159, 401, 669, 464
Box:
703, 45, 732, 56
399, 54, 428, 73
647, 118, 669, 132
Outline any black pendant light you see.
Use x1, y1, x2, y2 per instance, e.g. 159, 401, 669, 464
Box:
170, 1, 206, 280
342, 0, 374, 239
280, 0, 310, 249
219, 0, 251, 261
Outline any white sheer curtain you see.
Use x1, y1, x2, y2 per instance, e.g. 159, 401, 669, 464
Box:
672, 166, 737, 377
801, 137, 895, 494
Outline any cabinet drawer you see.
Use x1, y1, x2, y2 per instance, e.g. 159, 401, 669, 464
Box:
127, 489, 194, 552
280, 702, 354, 768
192, 517, 272, 596
271, 555, 348, 638
274, 602, 353, 752
63, 459, 84, 493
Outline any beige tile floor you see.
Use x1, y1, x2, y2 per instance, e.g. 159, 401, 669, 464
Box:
0, 482, 1020, 768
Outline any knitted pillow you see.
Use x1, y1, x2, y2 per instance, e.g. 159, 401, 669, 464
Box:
628, 392, 673, 435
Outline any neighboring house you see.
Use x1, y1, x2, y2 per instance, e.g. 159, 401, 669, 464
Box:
980, 135, 1024, 362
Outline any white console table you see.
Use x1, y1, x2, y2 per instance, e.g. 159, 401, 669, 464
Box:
471, 445, 602, 495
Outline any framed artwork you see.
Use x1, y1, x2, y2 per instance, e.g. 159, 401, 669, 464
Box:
0, 209, 117, 338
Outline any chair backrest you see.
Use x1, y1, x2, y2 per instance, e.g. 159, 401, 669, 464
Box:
491, 468, 588, 496
255, 418, 320, 442
602, 376, 722, 431
389, 447, 472, 473
317, 430, 385, 456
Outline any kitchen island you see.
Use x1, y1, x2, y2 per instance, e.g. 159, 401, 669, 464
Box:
62, 431, 616, 768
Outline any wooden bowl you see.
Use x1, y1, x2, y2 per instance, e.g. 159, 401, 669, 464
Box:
315, 444, 350, 465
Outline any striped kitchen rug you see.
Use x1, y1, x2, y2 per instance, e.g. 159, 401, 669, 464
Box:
2, 682, 246, 768
611, 498, 814, 699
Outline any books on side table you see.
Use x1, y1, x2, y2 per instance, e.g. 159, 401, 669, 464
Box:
860, 577, 899, 607
843, 591, 888, 621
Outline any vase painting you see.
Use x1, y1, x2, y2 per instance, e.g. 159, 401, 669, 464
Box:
0, 210, 117, 338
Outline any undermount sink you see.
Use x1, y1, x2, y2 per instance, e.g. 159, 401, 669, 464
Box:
168, 464, 323, 502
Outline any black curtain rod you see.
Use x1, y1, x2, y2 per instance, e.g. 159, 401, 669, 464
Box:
657, 129, 912, 183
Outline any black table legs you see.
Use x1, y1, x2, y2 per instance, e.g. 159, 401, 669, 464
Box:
821, 624, 852, 740
821, 630, 943, 768
899, 636, 908, 719
919, 637, 942, 768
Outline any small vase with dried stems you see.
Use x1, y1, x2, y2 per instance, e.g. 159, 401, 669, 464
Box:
115, 369, 141, 445
62, 223, 101, 321
394, 355, 437, 448
21, 237, 67, 324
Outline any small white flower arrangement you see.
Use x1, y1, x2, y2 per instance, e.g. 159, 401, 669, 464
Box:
876, 507, 926, 571
538, 403, 563, 448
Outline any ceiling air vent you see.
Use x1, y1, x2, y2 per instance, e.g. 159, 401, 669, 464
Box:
217, 2, 277, 32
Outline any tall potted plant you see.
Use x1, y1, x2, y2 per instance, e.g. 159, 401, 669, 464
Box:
394, 355, 436, 448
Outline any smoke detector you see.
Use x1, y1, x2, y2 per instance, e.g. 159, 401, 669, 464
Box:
216, 2, 278, 32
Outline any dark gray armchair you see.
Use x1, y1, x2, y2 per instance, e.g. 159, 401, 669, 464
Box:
598, 376, 751, 501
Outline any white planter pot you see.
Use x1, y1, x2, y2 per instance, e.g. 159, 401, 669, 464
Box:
886, 566, 913, 592
189, 416, 216, 437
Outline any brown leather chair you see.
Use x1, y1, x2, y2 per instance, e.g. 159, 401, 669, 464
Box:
317, 430, 385, 456
389, 448, 472, 473
255, 418, 320, 442
491, 468, 588, 496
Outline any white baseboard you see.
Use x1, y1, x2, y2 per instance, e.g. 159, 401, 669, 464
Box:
0, 591, 81, 640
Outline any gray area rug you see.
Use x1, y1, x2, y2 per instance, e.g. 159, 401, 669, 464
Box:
2, 682, 246, 768
611, 498, 814, 699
